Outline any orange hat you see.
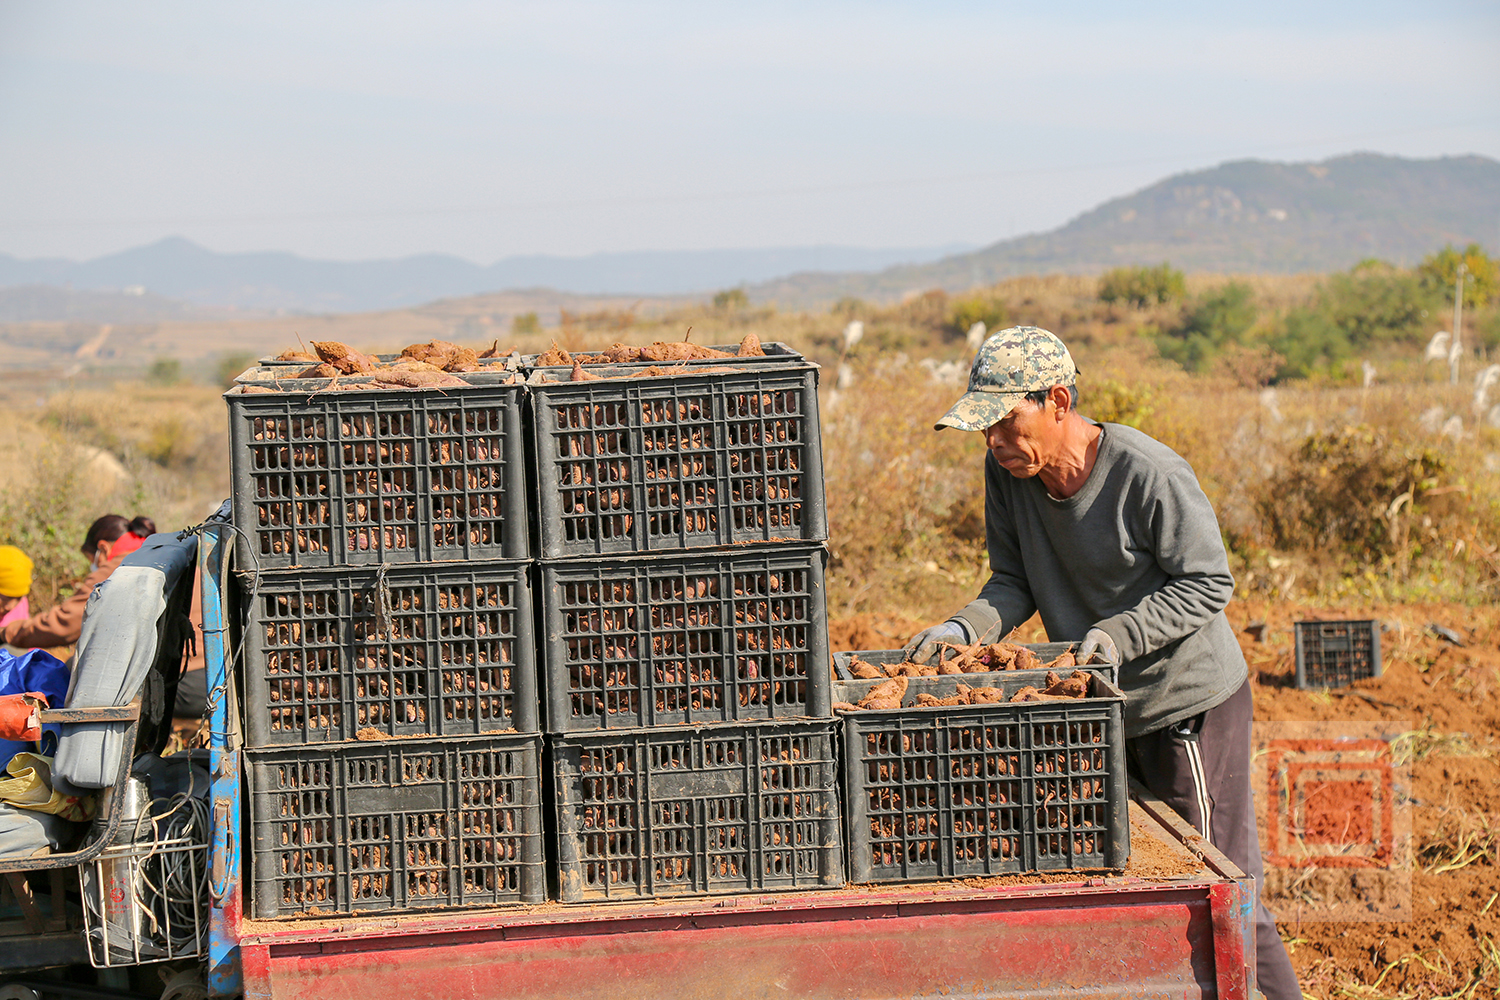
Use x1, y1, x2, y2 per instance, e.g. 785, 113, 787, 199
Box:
0, 545, 34, 598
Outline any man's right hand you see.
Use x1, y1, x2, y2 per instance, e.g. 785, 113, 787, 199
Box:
901, 620, 971, 664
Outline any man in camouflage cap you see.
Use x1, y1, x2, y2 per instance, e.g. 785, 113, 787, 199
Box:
904, 325, 1300, 1000
931, 325, 1079, 433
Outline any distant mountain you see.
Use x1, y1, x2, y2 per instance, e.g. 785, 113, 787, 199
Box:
0, 240, 974, 315
0, 284, 238, 324
3, 153, 1493, 319
747, 153, 1500, 306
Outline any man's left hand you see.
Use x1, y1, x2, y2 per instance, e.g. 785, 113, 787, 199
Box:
1078, 627, 1120, 666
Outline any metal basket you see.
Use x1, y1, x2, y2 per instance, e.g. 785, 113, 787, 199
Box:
80, 779, 209, 968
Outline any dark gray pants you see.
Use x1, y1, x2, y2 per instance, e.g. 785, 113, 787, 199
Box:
1126, 680, 1301, 1000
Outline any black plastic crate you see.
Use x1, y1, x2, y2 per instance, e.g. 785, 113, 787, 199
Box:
227, 379, 527, 569
831, 643, 1083, 681
551, 720, 843, 901
247, 734, 544, 919
528, 364, 827, 557
539, 546, 830, 732
1295, 619, 1382, 689
521, 341, 803, 373
243, 562, 537, 746
836, 673, 1130, 883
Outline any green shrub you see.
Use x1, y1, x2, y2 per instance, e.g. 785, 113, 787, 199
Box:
140, 415, 192, 468
712, 288, 749, 311
948, 293, 1007, 336
147, 358, 182, 385
1258, 426, 1447, 560
1474, 306, 1500, 352
1419, 243, 1497, 309
1321, 261, 1436, 346
830, 297, 868, 319
891, 290, 950, 331
512, 312, 540, 335
1082, 379, 1154, 429
1266, 306, 1348, 379
1262, 261, 1436, 378
0, 444, 97, 605
214, 352, 256, 386
1153, 282, 1257, 372
1098, 263, 1186, 308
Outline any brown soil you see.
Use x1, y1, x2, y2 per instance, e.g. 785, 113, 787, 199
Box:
832, 600, 1500, 998
827, 613, 925, 654
1224, 599, 1500, 998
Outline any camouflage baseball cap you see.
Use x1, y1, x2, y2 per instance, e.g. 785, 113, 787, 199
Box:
935, 326, 1078, 431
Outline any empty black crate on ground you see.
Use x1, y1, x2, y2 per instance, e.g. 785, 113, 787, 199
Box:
539, 545, 830, 732
528, 364, 827, 557
550, 720, 843, 901
243, 561, 537, 746
247, 734, 544, 919
1295, 619, 1382, 689
835, 673, 1130, 883
227, 380, 527, 569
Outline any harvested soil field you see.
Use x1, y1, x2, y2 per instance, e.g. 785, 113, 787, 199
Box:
1230, 598, 1500, 999
831, 599, 1500, 999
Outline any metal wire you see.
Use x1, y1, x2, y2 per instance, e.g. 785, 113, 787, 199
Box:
180, 509, 258, 747
128, 782, 210, 950
82, 768, 211, 967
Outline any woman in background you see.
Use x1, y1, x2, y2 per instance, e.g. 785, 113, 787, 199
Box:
0, 515, 155, 650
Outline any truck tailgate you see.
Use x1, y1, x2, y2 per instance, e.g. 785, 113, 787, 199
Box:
236, 788, 1254, 1000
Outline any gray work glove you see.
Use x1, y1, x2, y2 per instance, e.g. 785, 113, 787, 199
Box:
902, 620, 971, 664
1078, 626, 1121, 666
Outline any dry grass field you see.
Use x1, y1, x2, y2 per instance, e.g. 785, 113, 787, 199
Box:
3, 263, 1497, 996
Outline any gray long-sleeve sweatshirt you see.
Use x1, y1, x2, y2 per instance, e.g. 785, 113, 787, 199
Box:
950, 420, 1247, 737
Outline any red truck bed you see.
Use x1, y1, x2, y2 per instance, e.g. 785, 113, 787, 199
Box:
234, 788, 1255, 1000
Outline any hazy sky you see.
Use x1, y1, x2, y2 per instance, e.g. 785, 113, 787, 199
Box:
1, 1, 1497, 263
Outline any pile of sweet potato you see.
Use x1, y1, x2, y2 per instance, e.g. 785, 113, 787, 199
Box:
833, 666, 1095, 712
845, 642, 1078, 679
536, 332, 766, 369
243, 340, 517, 393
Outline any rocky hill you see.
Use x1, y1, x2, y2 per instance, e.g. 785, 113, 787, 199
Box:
749, 153, 1500, 306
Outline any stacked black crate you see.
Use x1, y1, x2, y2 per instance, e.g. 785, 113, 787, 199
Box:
226, 373, 545, 919
528, 354, 845, 901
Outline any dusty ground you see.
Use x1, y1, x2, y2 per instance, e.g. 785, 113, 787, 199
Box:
830, 599, 1500, 999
